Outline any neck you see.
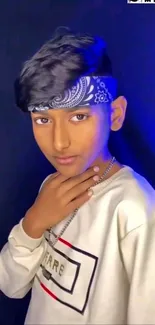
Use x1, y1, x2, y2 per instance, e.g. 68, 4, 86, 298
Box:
91, 151, 123, 181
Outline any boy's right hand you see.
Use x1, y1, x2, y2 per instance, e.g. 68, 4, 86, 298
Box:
22, 166, 100, 238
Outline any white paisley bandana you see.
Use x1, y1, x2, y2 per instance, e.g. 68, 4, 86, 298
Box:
28, 76, 116, 112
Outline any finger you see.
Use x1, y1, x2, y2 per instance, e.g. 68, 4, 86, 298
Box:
47, 172, 59, 181
39, 172, 59, 192
68, 189, 93, 211
41, 172, 59, 188
60, 165, 99, 193
66, 175, 97, 202
47, 172, 69, 187
72, 165, 100, 185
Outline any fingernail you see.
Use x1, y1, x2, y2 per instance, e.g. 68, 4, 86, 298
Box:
93, 175, 100, 181
93, 166, 99, 172
88, 189, 93, 196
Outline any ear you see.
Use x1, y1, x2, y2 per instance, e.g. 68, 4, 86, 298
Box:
110, 96, 127, 131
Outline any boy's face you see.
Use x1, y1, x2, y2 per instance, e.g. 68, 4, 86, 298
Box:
31, 97, 126, 177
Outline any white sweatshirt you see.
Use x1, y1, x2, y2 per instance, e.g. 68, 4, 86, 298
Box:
1, 166, 155, 324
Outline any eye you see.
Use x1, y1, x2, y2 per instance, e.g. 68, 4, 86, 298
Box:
34, 118, 51, 125
70, 114, 89, 122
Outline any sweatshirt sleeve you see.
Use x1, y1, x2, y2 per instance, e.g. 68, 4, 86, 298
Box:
120, 217, 155, 324
0, 219, 47, 299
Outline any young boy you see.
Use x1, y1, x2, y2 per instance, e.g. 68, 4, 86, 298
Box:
1, 28, 155, 325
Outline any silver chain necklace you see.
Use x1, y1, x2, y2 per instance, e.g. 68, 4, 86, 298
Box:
49, 156, 116, 247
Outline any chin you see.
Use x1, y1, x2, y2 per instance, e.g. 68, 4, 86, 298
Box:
54, 164, 85, 177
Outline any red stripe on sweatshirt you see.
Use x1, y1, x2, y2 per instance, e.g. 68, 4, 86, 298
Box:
58, 237, 72, 247
40, 282, 57, 300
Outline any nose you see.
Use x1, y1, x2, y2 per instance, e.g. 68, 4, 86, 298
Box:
53, 120, 70, 152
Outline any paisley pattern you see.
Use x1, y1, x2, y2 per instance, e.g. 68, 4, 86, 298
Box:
28, 76, 116, 112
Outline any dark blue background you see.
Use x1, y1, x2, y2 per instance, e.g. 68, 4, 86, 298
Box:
0, 0, 155, 324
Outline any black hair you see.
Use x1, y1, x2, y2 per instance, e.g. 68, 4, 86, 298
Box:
15, 27, 113, 112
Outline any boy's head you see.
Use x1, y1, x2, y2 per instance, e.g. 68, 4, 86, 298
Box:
15, 28, 126, 176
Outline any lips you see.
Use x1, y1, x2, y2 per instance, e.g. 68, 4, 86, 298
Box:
55, 155, 77, 165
